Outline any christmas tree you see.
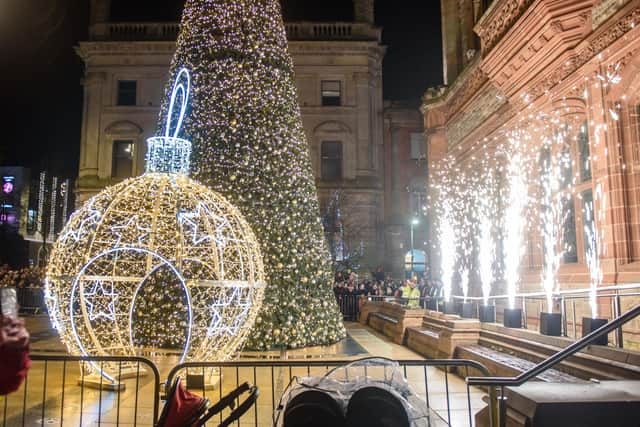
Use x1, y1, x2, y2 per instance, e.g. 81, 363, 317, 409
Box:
158, 0, 346, 349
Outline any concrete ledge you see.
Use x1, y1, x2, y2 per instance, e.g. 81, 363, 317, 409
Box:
501, 381, 640, 427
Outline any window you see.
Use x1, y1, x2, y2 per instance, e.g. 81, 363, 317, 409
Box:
581, 189, 596, 261
410, 190, 428, 218
410, 133, 426, 160
117, 80, 137, 106
321, 80, 341, 106
562, 197, 578, 263
578, 121, 592, 182
321, 141, 342, 180
112, 140, 135, 178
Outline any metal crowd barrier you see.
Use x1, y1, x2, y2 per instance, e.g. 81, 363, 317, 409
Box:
1, 355, 492, 427
16, 287, 47, 315
335, 294, 361, 321
0, 355, 160, 427
166, 358, 493, 427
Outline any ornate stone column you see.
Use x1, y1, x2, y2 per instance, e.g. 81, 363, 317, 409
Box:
78, 72, 106, 180
587, 77, 632, 275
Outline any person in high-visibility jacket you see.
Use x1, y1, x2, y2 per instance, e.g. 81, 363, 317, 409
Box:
400, 279, 421, 308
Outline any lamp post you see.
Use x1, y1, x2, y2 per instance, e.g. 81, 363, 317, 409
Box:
410, 218, 419, 277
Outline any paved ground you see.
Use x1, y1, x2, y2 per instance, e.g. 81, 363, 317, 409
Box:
0, 317, 486, 426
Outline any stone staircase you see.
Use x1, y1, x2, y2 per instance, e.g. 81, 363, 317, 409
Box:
474, 323, 640, 381
402, 309, 640, 382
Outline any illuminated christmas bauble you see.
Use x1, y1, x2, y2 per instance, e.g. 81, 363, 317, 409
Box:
45, 70, 265, 374
46, 172, 265, 366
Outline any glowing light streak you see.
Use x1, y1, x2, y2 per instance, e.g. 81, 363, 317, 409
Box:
478, 215, 494, 306
460, 268, 469, 303
584, 182, 606, 319
539, 145, 566, 313
440, 211, 456, 303
504, 147, 528, 310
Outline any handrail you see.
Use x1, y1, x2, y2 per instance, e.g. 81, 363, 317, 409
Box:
451, 282, 640, 303
467, 304, 640, 387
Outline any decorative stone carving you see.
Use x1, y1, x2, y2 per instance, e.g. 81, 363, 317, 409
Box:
446, 65, 490, 120
446, 84, 507, 148
592, 0, 632, 30
475, 0, 536, 54
529, 6, 640, 101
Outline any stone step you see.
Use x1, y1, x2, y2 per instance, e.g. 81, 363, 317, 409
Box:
480, 329, 640, 380
457, 344, 584, 383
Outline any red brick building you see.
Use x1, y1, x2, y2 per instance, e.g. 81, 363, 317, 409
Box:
423, 0, 640, 346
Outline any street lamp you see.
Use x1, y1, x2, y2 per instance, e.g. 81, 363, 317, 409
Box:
410, 218, 419, 277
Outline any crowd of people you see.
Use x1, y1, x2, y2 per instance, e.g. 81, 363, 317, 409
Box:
333, 268, 444, 309
0, 265, 45, 289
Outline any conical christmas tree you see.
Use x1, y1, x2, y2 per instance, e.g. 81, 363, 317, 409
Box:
158, 0, 346, 349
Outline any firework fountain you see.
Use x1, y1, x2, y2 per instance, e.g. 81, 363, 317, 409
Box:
504, 137, 529, 311
478, 216, 494, 305
584, 182, 605, 319
440, 207, 456, 306
477, 168, 496, 307
539, 136, 570, 314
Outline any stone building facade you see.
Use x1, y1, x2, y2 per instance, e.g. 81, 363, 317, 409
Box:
76, 0, 395, 271
424, 0, 640, 345
383, 102, 426, 278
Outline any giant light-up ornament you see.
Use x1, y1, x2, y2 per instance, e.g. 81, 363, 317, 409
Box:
46, 68, 265, 381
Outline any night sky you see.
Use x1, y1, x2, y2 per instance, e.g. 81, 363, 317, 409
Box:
0, 0, 441, 178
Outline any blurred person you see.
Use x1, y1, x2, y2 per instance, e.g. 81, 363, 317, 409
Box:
399, 279, 421, 308
0, 313, 31, 395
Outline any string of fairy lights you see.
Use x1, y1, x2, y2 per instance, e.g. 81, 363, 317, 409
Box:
158, 0, 345, 350
430, 57, 626, 319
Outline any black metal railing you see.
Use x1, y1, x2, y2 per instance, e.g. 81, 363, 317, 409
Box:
335, 294, 362, 321
16, 287, 47, 314
467, 304, 640, 427
1, 355, 160, 427
167, 358, 493, 427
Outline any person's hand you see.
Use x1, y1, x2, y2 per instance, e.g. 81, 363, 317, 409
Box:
0, 316, 29, 351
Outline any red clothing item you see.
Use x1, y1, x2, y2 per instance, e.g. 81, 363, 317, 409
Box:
0, 346, 31, 395
163, 380, 207, 427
